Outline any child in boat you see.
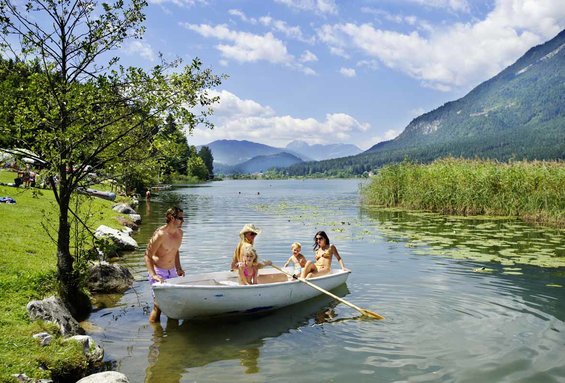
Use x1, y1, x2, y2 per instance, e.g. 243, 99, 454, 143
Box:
283, 242, 307, 278
238, 244, 272, 285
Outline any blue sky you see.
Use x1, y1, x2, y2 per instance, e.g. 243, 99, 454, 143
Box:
119, 0, 565, 151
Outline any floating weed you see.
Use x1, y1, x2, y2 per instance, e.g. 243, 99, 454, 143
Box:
368, 209, 565, 268
502, 270, 523, 275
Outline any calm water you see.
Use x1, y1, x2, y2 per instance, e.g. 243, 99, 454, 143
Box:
88, 179, 565, 383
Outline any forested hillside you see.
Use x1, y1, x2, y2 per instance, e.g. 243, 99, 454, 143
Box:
285, 29, 565, 177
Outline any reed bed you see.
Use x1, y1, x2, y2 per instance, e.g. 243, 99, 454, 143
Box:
361, 158, 565, 226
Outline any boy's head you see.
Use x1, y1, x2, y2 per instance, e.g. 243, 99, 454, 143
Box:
291, 242, 302, 252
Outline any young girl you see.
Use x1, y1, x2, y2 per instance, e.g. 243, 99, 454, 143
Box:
238, 244, 272, 285
283, 242, 307, 277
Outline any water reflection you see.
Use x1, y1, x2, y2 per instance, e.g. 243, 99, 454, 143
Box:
144, 285, 349, 383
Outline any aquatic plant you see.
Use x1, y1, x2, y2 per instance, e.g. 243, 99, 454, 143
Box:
361, 158, 565, 227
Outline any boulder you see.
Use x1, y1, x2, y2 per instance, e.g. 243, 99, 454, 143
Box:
94, 225, 138, 250
112, 203, 137, 214
116, 216, 139, 230
128, 213, 142, 224
64, 335, 104, 365
27, 296, 84, 336
76, 372, 129, 383
87, 262, 134, 293
33, 332, 52, 346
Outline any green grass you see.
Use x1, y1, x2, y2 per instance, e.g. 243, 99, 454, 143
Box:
0, 169, 125, 382
361, 158, 565, 227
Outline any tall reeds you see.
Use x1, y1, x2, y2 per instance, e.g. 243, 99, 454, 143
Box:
361, 158, 565, 226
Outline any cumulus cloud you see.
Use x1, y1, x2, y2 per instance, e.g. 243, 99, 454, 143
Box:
340, 67, 356, 77
318, 0, 565, 90
184, 23, 293, 64
275, 0, 338, 15
371, 129, 401, 145
183, 23, 317, 74
191, 90, 369, 147
122, 40, 157, 62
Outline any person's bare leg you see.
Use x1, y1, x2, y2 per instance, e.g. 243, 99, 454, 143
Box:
301, 261, 316, 279
149, 303, 161, 323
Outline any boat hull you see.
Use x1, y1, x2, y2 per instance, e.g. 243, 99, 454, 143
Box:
152, 268, 351, 320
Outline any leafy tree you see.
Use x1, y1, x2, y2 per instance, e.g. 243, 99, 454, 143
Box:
0, 0, 223, 317
154, 114, 192, 179
187, 154, 208, 180
197, 145, 214, 179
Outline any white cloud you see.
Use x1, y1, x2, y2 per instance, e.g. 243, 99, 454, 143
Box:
259, 16, 313, 43
191, 90, 369, 147
318, 0, 565, 90
275, 0, 338, 15
340, 67, 356, 77
122, 40, 157, 62
371, 129, 401, 145
407, 0, 470, 13
229, 9, 257, 24
184, 23, 293, 64
357, 59, 379, 70
300, 50, 318, 62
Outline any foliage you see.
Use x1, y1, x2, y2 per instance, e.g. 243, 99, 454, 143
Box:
0, 0, 223, 315
187, 154, 209, 180
361, 158, 565, 226
198, 145, 214, 179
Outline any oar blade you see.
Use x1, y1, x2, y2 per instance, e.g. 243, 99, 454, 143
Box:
362, 309, 384, 320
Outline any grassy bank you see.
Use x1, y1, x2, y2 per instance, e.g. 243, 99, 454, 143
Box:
0, 169, 125, 382
361, 158, 565, 227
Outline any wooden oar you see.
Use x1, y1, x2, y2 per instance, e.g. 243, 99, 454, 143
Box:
270, 264, 384, 320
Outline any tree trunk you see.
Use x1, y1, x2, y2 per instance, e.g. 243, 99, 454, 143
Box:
56, 180, 92, 320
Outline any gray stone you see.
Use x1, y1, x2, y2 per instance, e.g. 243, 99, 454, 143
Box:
128, 213, 142, 224
64, 335, 104, 365
94, 225, 138, 250
112, 203, 137, 214
76, 371, 129, 383
87, 262, 134, 293
33, 332, 52, 346
27, 296, 84, 336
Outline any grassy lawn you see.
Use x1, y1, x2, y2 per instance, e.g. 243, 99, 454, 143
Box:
0, 169, 125, 382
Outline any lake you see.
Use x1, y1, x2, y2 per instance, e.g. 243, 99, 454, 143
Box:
88, 179, 565, 383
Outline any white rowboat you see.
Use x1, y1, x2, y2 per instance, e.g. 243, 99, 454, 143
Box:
152, 267, 351, 320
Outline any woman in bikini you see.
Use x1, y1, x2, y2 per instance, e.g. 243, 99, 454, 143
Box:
301, 231, 347, 279
238, 244, 272, 285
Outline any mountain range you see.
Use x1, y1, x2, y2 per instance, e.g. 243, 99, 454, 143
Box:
284, 28, 565, 176
200, 139, 362, 174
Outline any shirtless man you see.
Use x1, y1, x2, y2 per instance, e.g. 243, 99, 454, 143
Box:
145, 206, 185, 322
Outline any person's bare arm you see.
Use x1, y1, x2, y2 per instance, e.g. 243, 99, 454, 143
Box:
230, 245, 240, 271
174, 249, 185, 277
332, 245, 347, 270
238, 266, 249, 285
145, 231, 164, 283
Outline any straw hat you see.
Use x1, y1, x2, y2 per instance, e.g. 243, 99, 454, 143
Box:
239, 223, 262, 239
